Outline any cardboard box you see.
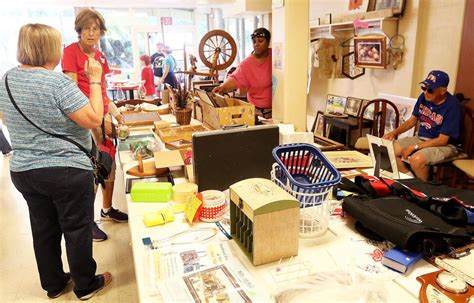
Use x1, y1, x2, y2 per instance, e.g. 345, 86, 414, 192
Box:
197, 96, 255, 129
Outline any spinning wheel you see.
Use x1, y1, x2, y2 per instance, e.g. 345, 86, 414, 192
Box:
198, 30, 237, 72
177, 30, 237, 85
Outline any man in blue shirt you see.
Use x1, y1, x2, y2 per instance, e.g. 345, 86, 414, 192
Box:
383, 70, 461, 181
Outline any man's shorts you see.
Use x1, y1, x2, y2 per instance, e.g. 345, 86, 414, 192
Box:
396, 136, 459, 165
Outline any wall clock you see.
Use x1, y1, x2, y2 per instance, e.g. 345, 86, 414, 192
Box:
342, 51, 365, 80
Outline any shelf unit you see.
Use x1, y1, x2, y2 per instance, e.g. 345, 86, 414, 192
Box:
310, 17, 399, 40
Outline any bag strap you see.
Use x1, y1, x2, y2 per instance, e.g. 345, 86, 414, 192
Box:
4, 74, 93, 158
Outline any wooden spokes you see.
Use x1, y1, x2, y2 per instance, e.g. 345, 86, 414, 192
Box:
198, 30, 237, 71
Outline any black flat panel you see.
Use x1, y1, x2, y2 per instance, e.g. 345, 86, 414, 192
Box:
192, 125, 279, 191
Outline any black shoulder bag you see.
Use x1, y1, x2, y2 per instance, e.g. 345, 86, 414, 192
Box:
4, 74, 111, 187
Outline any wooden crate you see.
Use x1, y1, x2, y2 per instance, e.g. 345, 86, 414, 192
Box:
229, 178, 300, 266
155, 124, 207, 143
197, 96, 255, 129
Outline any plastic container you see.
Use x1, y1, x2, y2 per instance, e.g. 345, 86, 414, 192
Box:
271, 143, 341, 238
172, 182, 198, 204
199, 190, 226, 222
130, 182, 173, 202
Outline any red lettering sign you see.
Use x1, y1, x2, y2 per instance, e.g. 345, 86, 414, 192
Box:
161, 17, 172, 26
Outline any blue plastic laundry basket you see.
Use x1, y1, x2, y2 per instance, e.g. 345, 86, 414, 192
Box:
271, 143, 341, 237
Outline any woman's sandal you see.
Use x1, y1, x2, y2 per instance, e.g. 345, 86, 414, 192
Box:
78, 272, 112, 301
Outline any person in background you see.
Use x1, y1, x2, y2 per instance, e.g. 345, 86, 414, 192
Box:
160, 45, 178, 89
139, 54, 155, 98
150, 42, 165, 99
383, 70, 461, 181
62, 8, 128, 242
0, 23, 111, 300
213, 28, 272, 119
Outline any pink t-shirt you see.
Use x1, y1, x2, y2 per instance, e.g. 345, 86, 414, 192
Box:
62, 42, 110, 114
229, 50, 272, 109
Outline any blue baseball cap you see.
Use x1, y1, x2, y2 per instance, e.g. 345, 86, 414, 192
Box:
420, 70, 449, 90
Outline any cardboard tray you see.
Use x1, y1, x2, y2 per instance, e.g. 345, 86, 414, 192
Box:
123, 112, 161, 126
155, 124, 207, 143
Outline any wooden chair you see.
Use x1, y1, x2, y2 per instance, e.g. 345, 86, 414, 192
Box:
450, 105, 474, 187
354, 98, 400, 152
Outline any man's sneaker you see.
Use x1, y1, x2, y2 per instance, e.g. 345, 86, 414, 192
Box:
92, 223, 107, 242
77, 272, 112, 301
101, 207, 128, 223
47, 273, 72, 299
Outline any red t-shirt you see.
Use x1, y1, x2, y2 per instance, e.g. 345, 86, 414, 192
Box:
229, 50, 272, 109
141, 66, 155, 96
62, 42, 110, 114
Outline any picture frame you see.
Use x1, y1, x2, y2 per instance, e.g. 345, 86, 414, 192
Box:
367, 134, 400, 179
325, 94, 347, 114
360, 99, 375, 120
374, 0, 406, 15
322, 150, 373, 169
311, 111, 330, 137
378, 93, 417, 139
344, 97, 363, 117
354, 36, 387, 68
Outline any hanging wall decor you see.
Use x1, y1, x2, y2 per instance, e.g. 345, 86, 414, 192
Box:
354, 36, 387, 68
342, 52, 365, 79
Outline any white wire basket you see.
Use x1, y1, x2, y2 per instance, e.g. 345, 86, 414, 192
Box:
272, 166, 331, 238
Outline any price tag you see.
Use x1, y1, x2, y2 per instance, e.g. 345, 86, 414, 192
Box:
184, 193, 203, 223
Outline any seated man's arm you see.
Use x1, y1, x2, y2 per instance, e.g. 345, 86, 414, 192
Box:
383, 115, 418, 140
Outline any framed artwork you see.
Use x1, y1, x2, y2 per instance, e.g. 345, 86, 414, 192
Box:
354, 36, 387, 68
374, 0, 406, 15
311, 111, 328, 137
360, 99, 375, 120
322, 150, 373, 169
344, 97, 363, 117
342, 52, 365, 80
378, 93, 416, 138
367, 134, 399, 179
347, 0, 369, 13
325, 94, 347, 114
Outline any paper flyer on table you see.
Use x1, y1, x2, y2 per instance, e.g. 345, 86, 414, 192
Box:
146, 241, 233, 287
158, 260, 269, 302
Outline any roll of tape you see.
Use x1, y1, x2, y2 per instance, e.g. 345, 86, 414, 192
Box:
173, 182, 198, 204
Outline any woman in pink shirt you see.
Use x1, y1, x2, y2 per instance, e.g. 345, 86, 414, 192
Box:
213, 28, 272, 118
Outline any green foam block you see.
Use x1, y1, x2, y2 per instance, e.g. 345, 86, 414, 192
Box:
130, 182, 173, 202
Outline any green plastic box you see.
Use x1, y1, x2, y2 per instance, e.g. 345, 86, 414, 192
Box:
130, 182, 173, 202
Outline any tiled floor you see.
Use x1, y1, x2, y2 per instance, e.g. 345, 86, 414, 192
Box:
0, 153, 139, 302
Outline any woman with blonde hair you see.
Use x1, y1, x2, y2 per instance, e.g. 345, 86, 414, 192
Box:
0, 23, 111, 300
62, 8, 128, 242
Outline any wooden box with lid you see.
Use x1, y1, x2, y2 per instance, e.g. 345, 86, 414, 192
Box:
229, 178, 300, 266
